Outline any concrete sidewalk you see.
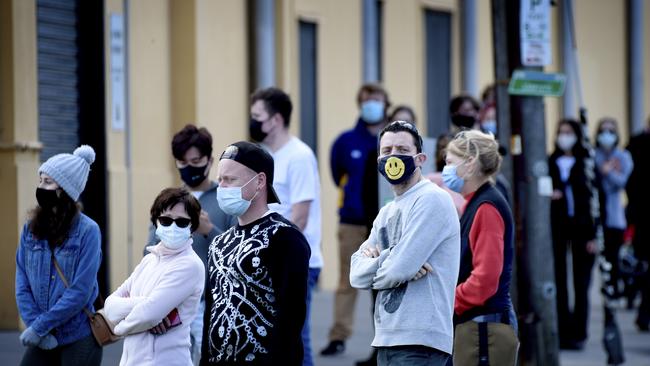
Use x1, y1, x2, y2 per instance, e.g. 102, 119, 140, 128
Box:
1, 288, 648, 365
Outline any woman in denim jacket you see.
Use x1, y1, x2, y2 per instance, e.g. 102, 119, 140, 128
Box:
15, 145, 103, 365
594, 117, 634, 296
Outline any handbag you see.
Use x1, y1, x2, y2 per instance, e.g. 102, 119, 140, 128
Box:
51, 253, 122, 346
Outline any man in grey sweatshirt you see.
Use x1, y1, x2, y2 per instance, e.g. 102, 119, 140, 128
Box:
350, 121, 460, 365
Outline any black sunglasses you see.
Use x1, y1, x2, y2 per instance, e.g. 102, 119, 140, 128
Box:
158, 216, 191, 228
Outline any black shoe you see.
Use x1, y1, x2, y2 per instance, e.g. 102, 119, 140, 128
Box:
636, 315, 650, 332
320, 340, 345, 356
355, 349, 378, 366
559, 339, 585, 350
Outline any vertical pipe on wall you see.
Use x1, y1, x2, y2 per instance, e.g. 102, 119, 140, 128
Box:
462, 0, 477, 97
362, 0, 379, 82
562, 0, 576, 118
628, 0, 644, 135
123, 0, 134, 272
255, 0, 275, 88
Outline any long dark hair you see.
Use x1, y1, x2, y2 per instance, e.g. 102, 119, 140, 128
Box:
553, 118, 589, 159
29, 190, 80, 246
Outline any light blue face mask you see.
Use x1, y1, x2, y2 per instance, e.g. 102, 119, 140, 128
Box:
216, 175, 259, 217
597, 131, 617, 149
481, 120, 497, 135
360, 100, 385, 124
441, 164, 465, 193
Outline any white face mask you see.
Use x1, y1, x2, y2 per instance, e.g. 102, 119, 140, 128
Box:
155, 222, 191, 249
557, 133, 577, 152
216, 175, 259, 217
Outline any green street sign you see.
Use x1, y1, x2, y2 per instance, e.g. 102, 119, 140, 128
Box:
508, 70, 566, 97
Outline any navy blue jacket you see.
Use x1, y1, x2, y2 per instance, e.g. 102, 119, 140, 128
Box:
330, 119, 379, 226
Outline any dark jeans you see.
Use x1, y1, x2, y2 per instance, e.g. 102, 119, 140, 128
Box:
302, 267, 321, 366
552, 232, 595, 343
603, 228, 625, 291
20, 335, 102, 366
377, 345, 449, 366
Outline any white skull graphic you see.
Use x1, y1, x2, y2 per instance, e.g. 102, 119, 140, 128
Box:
252, 256, 260, 267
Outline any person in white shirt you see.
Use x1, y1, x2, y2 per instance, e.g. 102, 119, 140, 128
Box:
104, 188, 205, 366
249, 87, 322, 366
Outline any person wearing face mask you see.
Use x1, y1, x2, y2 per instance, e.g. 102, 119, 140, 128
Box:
443, 130, 518, 366
249, 87, 323, 366
200, 141, 310, 365
323, 83, 391, 359
350, 121, 460, 366
105, 187, 205, 365
449, 94, 480, 132
442, 94, 511, 207
479, 102, 497, 135
594, 118, 634, 299
15, 145, 103, 366
549, 118, 600, 349
143, 124, 235, 364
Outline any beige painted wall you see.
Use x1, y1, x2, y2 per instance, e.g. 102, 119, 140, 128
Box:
476, 0, 494, 98
278, 0, 364, 290
383, 0, 424, 131
195, 0, 249, 156
106, 0, 176, 288
106, 0, 250, 289
0, 0, 39, 328
573, 0, 627, 143
546, 0, 627, 149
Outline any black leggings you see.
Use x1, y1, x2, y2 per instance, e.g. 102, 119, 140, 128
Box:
20, 335, 102, 366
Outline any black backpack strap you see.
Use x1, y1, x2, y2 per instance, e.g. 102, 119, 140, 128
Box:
478, 322, 490, 366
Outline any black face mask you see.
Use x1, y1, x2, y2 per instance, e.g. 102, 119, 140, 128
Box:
249, 118, 268, 142
36, 188, 59, 209
451, 114, 477, 129
179, 164, 208, 187
377, 154, 418, 185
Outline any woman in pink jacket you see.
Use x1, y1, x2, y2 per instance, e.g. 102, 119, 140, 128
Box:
104, 188, 205, 366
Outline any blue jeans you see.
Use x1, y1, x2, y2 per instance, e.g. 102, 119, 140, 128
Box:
377, 345, 450, 366
190, 299, 205, 365
302, 267, 321, 366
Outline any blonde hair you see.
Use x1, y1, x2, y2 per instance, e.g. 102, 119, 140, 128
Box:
446, 130, 502, 177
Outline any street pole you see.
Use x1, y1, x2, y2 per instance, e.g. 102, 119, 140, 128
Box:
492, 0, 560, 364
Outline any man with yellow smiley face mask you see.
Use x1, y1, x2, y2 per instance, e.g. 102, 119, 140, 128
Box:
350, 120, 461, 366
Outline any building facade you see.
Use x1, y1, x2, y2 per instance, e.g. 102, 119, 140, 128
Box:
0, 0, 648, 329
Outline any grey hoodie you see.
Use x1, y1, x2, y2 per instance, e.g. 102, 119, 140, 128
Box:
350, 179, 460, 354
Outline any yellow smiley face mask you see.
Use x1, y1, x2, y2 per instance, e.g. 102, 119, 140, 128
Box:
377, 154, 418, 185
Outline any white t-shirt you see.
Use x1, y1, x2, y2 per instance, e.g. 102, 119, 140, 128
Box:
267, 137, 323, 268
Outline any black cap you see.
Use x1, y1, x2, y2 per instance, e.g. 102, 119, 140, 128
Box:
219, 141, 280, 204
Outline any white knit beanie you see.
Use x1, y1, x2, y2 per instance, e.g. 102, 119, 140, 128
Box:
38, 145, 96, 201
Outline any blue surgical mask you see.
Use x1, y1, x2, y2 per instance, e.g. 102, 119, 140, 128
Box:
360, 100, 385, 124
481, 120, 497, 135
597, 131, 617, 149
156, 222, 191, 250
216, 175, 259, 217
442, 164, 465, 193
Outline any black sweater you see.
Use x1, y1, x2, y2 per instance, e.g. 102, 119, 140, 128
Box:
548, 152, 598, 242
200, 213, 310, 366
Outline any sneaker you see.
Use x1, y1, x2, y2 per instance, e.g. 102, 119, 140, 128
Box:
320, 340, 345, 356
